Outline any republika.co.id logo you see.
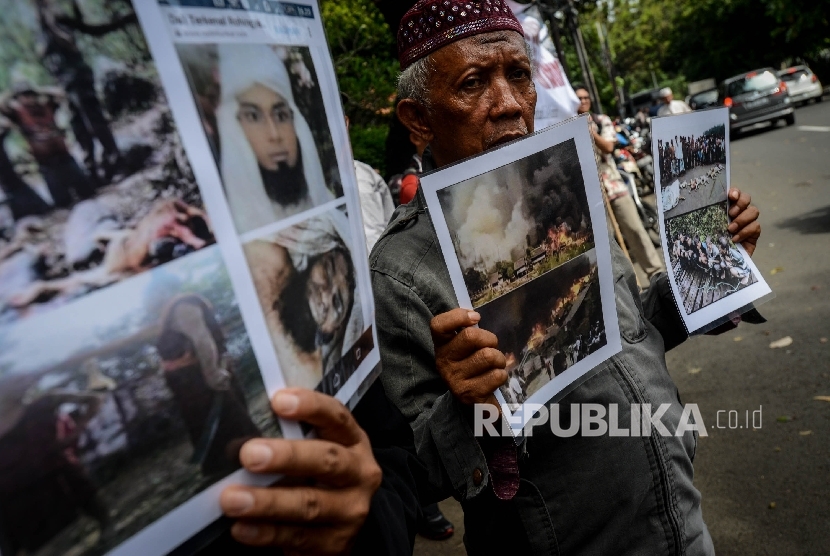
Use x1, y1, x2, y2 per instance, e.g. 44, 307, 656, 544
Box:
474, 403, 763, 437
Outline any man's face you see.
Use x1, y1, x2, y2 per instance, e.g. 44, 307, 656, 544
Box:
307, 249, 353, 338
418, 31, 536, 167
575, 88, 591, 115
236, 83, 299, 171
662, 93, 673, 104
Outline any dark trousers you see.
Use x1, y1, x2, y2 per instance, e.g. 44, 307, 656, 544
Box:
0, 143, 50, 219
39, 153, 95, 207
66, 79, 119, 174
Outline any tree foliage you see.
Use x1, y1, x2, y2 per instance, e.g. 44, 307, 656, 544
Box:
322, 0, 398, 173
554, 0, 830, 115
667, 202, 729, 243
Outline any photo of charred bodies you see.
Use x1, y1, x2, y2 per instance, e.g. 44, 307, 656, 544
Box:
0, 0, 213, 324
0, 248, 279, 556
177, 43, 342, 234
437, 139, 595, 309
243, 210, 371, 394
476, 251, 606, 410
666, 202, 758, 314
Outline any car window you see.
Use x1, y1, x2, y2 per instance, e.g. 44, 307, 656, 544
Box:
780, 69, 810, 82
726, 71, 779, 96
691, 90, 718, 104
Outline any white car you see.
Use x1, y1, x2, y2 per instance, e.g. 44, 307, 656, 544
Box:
778, 65, 824, 105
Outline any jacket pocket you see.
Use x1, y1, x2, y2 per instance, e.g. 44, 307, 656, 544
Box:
614, 273, 647, 344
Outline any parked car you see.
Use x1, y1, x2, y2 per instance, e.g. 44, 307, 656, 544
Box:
777, 65, 824, 105
719, 68, 795, 132
688, 88, 719, 110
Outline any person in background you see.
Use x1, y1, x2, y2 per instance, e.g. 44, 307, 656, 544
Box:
399, 132, 428, 205
657, 87, 692, 117
575, 84, 665, 279
346, 107, 454, 540
345, 109, 396, 252
354, 160, 395, 252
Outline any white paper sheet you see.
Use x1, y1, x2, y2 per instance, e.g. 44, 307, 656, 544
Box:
419, 116, 622, 432
651, 108, 772, 334
0, 1, 379, 554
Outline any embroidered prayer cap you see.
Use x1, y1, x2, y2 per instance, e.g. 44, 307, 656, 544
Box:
398, 0, 524, 70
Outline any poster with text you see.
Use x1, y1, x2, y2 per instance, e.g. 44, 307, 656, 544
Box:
0, 1, 379, 555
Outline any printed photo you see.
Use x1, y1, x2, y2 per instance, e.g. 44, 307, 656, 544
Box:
476, 251, 606, 410
653, 108, 771, 333
654, 110, 728, 219
420, 117, 622, 431
177, 43, 342, 234
0, 0, 213, 326
665, 202, 758, 314
243, 208, 373, 395
0, 246, 280, 556
436, 138, 595, 309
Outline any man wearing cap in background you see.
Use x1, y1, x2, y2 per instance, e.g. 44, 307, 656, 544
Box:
657, 87, 693, 116
371, 1, 762, 554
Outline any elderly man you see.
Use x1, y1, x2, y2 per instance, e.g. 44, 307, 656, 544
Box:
371, 1, 761, 554
658, 87, 693, 116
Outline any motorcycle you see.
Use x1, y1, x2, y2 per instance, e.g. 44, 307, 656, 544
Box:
616, 122, 655, 196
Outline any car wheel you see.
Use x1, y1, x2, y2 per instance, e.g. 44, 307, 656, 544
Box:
817, 95, 824, 103
785, 113, 796, 126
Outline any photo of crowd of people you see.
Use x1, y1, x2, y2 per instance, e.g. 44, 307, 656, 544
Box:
474, 251, 606, 410
176, 43, 342, 234
435, 138, 595, 309
242, 209, 372, 395
665, 202, 758, 314
656, 118, 728, 219
0, 0, 213, 325
0, 246, 280, 556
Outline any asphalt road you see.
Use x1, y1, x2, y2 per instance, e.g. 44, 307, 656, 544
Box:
414, 99, 830, 556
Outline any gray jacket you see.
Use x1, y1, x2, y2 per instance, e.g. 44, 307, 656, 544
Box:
370, 186, 715, 555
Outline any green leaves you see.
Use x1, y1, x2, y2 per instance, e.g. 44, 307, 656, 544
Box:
321, 0, 398, 174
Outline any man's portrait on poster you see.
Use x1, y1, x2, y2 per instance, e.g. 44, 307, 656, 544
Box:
177, 42, 342, 234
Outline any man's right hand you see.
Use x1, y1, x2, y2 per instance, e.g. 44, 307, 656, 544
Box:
430, 308, 507, 406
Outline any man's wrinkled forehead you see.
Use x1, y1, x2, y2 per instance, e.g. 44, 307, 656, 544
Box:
431, 29, 526, 66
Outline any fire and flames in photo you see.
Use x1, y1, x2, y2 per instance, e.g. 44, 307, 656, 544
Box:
478, 247, 606, 409
437, 139, 595, 309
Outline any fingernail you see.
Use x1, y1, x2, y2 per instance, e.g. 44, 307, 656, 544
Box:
241, 442, 273, 470
233, 523, 260, 541
223, 491, 254, 515
730, 190, 738, 199
468, 311, 480, 323
273, 391, 300, 415
728, 225, 737, 232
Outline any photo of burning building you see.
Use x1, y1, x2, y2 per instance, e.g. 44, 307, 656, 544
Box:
436, 139, 594, 309
476, 250, 606, 409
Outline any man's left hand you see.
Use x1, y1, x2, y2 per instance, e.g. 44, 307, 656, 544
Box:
727, 188, 760, 256
219, 389, 382, 556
